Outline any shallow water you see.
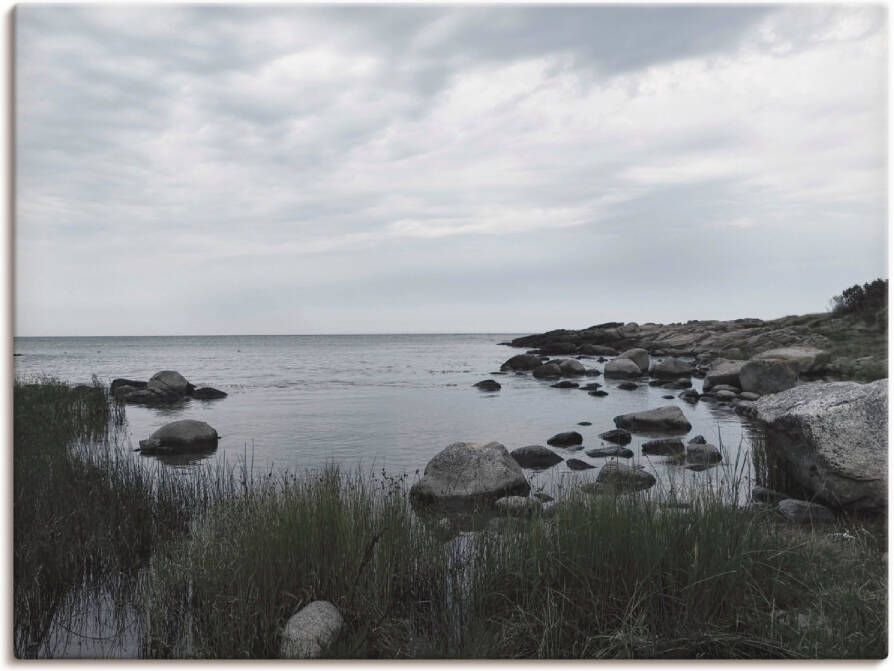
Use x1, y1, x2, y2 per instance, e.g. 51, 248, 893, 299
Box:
15, 334, 761, 497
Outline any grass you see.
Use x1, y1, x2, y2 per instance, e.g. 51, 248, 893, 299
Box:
14, 379, 888, 659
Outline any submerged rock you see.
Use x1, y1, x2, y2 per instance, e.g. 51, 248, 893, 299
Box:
473, 379, 502, 391
192, 386, 228, 400
510, 445, 563, 469
280, 600, 344, 659
142, 419, 219, 453
547, 431, 583, 447
586, 446, 633, 458
410, 442, 530, 509
641, 438, 684, 457
598, 429, 632, 445
551, 381, 579, 389
754, 380, 887, 512
613, 406, 692, 434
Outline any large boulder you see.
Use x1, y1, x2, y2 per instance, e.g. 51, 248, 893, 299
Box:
753, 347, 831, 374
650, 357, 694, 378
702, 359, 746, 391
555, 359, 586, 376
617, 348, 650, 372
500, 354, 543, 371
148, 370, 194, 396
590, 463, 656, 492
410, 442, 530, 509
613, 406, 692, 434
754, 380, 887, 512
510, 445, 563, 469
192, 386, 228, 400
532, 363, 562, 379
739, 359, 799, 395
604, 358, 642, 379
141, 419, 219, 452
641, 438, 684, 456
280, 600, 344, 659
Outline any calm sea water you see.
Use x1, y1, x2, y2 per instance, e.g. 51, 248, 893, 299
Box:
14, 334, 759, 496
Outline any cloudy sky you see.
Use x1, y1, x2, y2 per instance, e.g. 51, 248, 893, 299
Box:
15, 5, 887, 336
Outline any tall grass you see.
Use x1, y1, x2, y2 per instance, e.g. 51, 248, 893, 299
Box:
15, 379, 887, 659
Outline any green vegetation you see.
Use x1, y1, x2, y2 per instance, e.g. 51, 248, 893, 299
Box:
14, 380, 888, 659
831, 278, 888, 318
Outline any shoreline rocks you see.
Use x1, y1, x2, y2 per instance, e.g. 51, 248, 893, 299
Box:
280, 601, 344, 659
112, 370, 227, 405
138, 419, 219, 455
613, 406, 692, 434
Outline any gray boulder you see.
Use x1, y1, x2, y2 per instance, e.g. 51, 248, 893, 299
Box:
110, 378, 147, 394
703, 359, 746, 391
739, 359, 799, 394
617, 348, 650, 372
599, 429, 632, 445
566, 458, 596, 470
685, 442, 722, 465
146, 419, 219, 451
532, 363, 562, 379
613, 406, 692, 434
500, 354, 542, 371
551, 381, 579, 389
280, 600, 344, 659
777, 499, 836, 524
641, 438, 684, 457
510, 445, 563, 469
592, 462, 656, 492
754, 380, 887, 512
604, 358, 642, 379
555, 358, 586, 376
410, 442, 530, 508
586, 446, 633, 458
473, 379, 501, 391
651, 357, 694, 378
754, 346, 831, 374
148, 370, 194, 396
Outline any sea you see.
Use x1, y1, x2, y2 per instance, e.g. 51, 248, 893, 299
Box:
14, 333, 760, 497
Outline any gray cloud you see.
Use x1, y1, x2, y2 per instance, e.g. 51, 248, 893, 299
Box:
15, 5, 887, 335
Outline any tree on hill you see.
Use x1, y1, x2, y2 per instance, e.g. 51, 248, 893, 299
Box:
830, 278, 888, 315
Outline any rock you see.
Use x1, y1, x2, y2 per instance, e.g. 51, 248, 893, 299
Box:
547, 431, 583, 448
589, 390, 609, 397
410, 442, 530, 508
540, 342, 578, 355
662, 394, 674, 399
617, 382, 639, 391
191, 386, 228, 400
148, 370, 194, 396
641, 438, 684, 457
777, 499, 835, 524
593, 462, 656, 492
494, 496, 541, 517
598, 429, 632, 445
532, 363, 562, 379
555, 359, 586, 376
754, 380, 887, 512
672, 378, 693, 389
500, 354, 542, 371
752, 486, 787, 504
604, 358, 642, 379
739, 359, 799, 394
580, 383, 602, 391
577, 421, 592, 426
566, 458, 596, 470
110, 378, 147, 394
510, 445, 563, 469
703, 359, 746, 391
685, 442, 722, 464
578, 344, 618, 356
551, 381, 579, 389
613, 406, 692, 434
584, 368, 603, 377
679, 389, 700, 403
147, 419, 219, 451
714, 390, 737, 402
711, 384, 741, 393
739, 391, 761, 401
689, 435, 707, 444
473, 379, 501, 391
280, 600, 344, 659
753, 346, 831, 374
586, 446, 634, 458
617, 348, 650, 372
734, 399, 757, 416
651, 357, 694, 378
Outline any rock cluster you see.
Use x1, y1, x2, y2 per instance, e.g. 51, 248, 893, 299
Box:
112, 370, 226, 405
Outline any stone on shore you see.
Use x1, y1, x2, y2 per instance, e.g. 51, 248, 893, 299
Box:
144, 419, 219, 452
148, 370, 194, 396
604, 358, 642, 379
703, 359, 746, 391
547, 431, 583, 447
566, 458, 595, 470
599, 429, 632, 445
111, 378, 147, 394
410, 442, 530, 509
617, 348, 650, 372
641, 438, 685, 456
613, 406, 692, 434
777, 499, 836, 524
586, 446, 633, 458
555, 358, 586, 376
592, 462, 656, 492
532, 363, 562, 379
753, 346, 831, 374
650, 357, 694, 378
739, 359, 799, 394
685, 442, 722, 465
510, 445, 564, 469
754, 380, 887, 512
280, 600, 344, 659
500, 353, 543, 371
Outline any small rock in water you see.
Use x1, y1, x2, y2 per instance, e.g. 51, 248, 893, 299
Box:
280, 600, 344, 659
617, 382, 639, 391
591, 462, 656, 492
577, 421, 592, 426
613, 406, 691, 433
551, 381, 579, 389
641, 438, 684, 457
547, 431, 583, 447
473, 379, 502, 391
510, 445, 563, 469
580, 382, 602, 391
598, 428, 632, 445
662, 394, 674, 399
566, 458, 596, 470
586, 446, 633, 458
589, 390, 609, 397
192, 386, 228, 400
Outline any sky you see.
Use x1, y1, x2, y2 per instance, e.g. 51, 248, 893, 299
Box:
15, 4, 888, 336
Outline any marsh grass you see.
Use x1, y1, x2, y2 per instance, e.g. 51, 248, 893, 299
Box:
14, 379, 887, 659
